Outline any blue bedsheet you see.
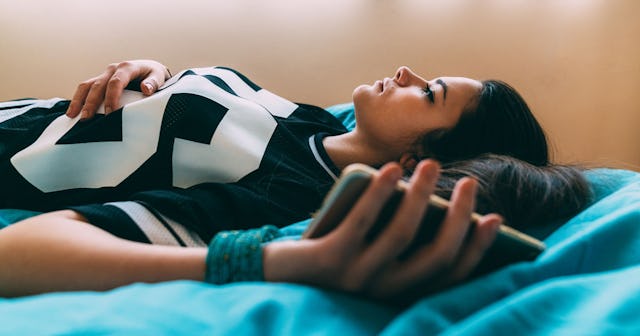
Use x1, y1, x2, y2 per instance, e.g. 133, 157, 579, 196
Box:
1, 169, 639, 335
1, 104, 640, 334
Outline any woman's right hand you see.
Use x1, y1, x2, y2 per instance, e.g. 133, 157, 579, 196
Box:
263, 160, 501, 303
66, 60, 171, 120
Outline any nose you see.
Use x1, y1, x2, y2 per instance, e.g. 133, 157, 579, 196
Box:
394, 66, 423, 87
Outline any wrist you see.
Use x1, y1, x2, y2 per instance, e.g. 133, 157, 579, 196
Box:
204, 226, 282, 284
262, 241, 295, 282
262, 240, 316, 284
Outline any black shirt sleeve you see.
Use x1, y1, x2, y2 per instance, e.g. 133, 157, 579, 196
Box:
69, 179, 318, 245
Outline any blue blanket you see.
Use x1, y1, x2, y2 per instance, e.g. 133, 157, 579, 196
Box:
1, 105, 640, 335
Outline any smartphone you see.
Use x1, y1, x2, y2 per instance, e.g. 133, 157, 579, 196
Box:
303, 163, 546, 276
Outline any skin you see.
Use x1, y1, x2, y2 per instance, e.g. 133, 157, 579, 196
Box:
0, 61, 500, 299
322, 66, 483, 171
66, 60, 171, 119
263, 161, 500, 300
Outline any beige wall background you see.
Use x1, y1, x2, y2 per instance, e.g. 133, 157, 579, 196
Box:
1, 0, 639, 169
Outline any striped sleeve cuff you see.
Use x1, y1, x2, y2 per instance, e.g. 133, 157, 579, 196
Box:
69, 201, 206, 247
106, 201, 206, 247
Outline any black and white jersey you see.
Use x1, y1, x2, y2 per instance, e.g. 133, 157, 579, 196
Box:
0, 67, 347, 245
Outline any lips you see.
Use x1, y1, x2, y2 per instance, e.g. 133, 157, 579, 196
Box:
382, 77, 393, 92
375, 80, 383, 92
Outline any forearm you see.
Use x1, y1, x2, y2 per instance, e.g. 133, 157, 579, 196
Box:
0, 210, 206, 297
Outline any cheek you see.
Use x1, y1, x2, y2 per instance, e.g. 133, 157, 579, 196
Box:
374, 113, 420, 148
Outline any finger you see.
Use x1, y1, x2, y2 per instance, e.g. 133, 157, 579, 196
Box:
331, 163, 403, 243
104, 66, 136, 114
359, 160, 439, 269
139, 71, 166, 96
79, 64, 118, 119
80, 81, 108, 119
447, 214, 501, 283
391, 177, 478, 287
410, 214, 501, 297
430, 177, 478, 258
318, 163, 402, 293
66, 78, 95, 118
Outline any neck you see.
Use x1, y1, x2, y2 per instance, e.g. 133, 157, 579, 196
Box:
322, 129, 398, 171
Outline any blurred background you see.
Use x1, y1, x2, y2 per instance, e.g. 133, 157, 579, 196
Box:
1, 0, 639, 169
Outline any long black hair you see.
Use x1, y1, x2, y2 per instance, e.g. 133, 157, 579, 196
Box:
420, 80, 549, 167
435, 154, 592, 230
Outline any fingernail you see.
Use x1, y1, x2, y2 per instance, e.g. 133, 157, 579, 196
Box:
80, 110, 88, 120
144, 82, 153, 93
105, 106, 112, 114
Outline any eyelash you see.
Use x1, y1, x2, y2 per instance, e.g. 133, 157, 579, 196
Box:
422, 84, 434, 103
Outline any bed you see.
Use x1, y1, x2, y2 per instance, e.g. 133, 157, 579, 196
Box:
1, 104, 640, 335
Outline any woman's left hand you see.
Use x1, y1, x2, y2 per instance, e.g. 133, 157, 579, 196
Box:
263, 160, 501, 302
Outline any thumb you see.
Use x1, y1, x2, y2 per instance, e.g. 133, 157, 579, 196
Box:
140, 75, 163, 96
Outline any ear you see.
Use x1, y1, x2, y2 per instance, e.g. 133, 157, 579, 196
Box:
399, 153, 419, 173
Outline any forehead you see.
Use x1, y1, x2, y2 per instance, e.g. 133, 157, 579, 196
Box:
437, 76, 483, 106
438, 76, 482, 92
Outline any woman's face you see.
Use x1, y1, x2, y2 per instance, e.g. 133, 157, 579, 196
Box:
352, 66, 482, 156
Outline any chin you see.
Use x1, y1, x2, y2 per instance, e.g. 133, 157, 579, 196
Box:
352, 84, 375, 107
352, 84, 369, 99
352, 86, 367, 115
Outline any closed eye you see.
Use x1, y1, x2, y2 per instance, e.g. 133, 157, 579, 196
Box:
422, 84, 434, 103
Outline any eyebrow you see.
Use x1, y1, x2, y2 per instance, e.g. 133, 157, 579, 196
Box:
436, 78, 448, 101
